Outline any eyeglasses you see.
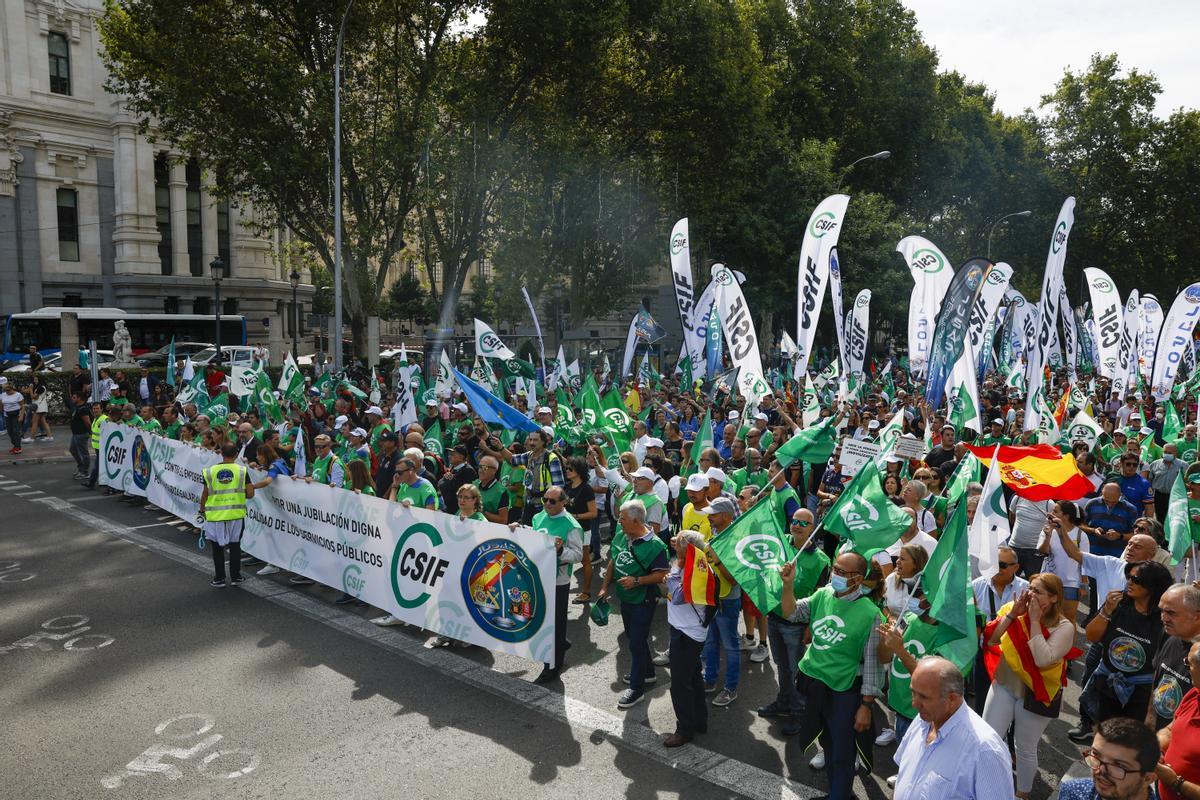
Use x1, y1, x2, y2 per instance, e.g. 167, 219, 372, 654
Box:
479, 464, 497, 470
831, 566, 862, 578
1082, 749, 1143, 781
543, 496, 561, 505
997, 561, 1017, 569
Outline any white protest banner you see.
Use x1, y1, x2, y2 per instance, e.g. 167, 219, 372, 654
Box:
475, 318, 517, 362
229, 365, 258, 398
1151, 283, 1200, 400
1139, 294, 1164, 382
1024, 197, 1075, 431
839, 437, 881, 477
846, 289, 871, 381
98, 423, 558, 661
893, 434, 927, 461
1114, 290, 1140, 398
795, 194, 850, 379
712, 263, 770, 408
897, 235, 954, 380
669, 218, 703, 368
829, 247, 848, 376
1085, 267, 1124, 382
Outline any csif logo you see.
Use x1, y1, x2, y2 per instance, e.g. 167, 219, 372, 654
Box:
855, 294, 869, 308
1051, 221, 1068, 254
839, 496, 880, 531
714, 267, 734, 287
289, 548, 310, 574
808, 211, 838, 239
479, 333, 504, 353
909, 248, 945, 274
810, 614, 847, 650
734, 534, 786, 571
342, 564, 366, 596
1092, 277, 1113, 292
985, 267, 1006, 285
103, 428, 127, 480
670, 232, 687, 256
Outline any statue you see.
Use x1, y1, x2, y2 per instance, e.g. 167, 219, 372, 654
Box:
110, 320, 136, 367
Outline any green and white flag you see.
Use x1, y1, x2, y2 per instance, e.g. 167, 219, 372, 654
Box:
823, 460, 911, 559
566, 359, 582, 396
814, 359, 839, 390
683, 407, 713, 478
554, 388, 576, 426
944, 453, 980, 509
1064, 409, 1102, 449
1164, 400, 1184, 443
276, 355, 304, 407
474, 318, 517, 361
801, 373, 821, 426
707, 497, 792, 615
774, 417, 838, 469
873, 409, 905, 468
470, 357, 500, 397
970, 444, 1009, 579
254, 369, 283, 424
948, 381, 979, 434
423, 420, 445, 458
436, 349, 456, 399
166, 338, 176, 387
204, 392, 231, 422
177, 367, 209, 406
1166, 471, 1192, 565
925, 497, 975, 647
1030, 385, 1059, 444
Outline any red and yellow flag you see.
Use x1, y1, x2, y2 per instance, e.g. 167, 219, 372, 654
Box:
1053, 388, 1070, 426
681, 545, 718, 605
963, 443, 1094, 501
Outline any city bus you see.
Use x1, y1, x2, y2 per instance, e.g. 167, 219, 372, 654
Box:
1, 308, 247, 364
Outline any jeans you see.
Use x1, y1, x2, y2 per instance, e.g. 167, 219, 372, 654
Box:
791, 674, 864, 800
69, 433, 90, 473
550, 583, 570, 670
86, 448, 99, 488
588, 516, 602, 560
1077, 640, 1103, 726
703, 595, 742, 691
620, 597, 658, 692
669, 627, 707, 736
767, 614, 807, 715
894, 713, 912, 742
4, 411, 19, 449
982, 681, 1053, 794
211, 540, 242, 582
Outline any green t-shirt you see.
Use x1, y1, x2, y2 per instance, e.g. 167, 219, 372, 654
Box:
978, 434, 1011, 448
475, 478, 509, 519
311, 454, 344, 487
1189, 498, 1200, 544
797, 586, 883, 692
395, 477, 438, 509
164, 420, 182, 440
609, 530, 668, 604
140, 418, 162, 434
532, 509, 583, 583
887, 612, 941, 720
789, 547, 831, 603
732, 468, 769, 494
1174, 437, 1200, 464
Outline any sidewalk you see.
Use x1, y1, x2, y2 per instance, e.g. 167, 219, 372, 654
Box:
1, 429, 77, 465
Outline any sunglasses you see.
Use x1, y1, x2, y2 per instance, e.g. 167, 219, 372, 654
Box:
997, 560, 1017, 569
543, 496, 561, 504
790, 519, 812, 528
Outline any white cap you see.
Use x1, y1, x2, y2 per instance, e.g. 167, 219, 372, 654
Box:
0, 377, 6, 385
1140, 426, 1154, 436
754, 412, 769, 422
631, 466, 656, 482
537, 406, 553, 415
351, 427, 368, 439
885, 454, 904, 464
992, 418, 1004, 426
685, 473, 709, 492
727, 410, 740, 421
452, 402, 468, 414
366, 405, 384, 417
706, 466, 728, 483
867, 420, 880, 430
541, 425, 555, 437
644, 437, 664, 448
334, 415, 349, 428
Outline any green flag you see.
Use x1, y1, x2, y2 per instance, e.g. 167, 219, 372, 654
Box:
424, 420, 445, 458
1166, 471, 1191, 565
924, 496, 973, 647
949, 382, 977, 433
823, 461, 911, 559
493, 357, 537, 380
707, 497, 792, 615
600, 386, 633, 450
1164, 401, 1184, 442
177, 366, 208, 406
554, 388, 576, 426
314, 371, 336, 400
679, 355, 693, 394
340, 379, 367, 400
944, 453, 980, 509
774, 417, 838, 469
254, 369, 283, 424
683, 408, 713, 478
576, 375, 605, 430
204, 392, 230, 422
278, 352, 307, 406
166, 338, 176, 387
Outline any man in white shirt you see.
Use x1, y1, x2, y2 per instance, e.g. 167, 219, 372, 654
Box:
894, 657, 1014, 800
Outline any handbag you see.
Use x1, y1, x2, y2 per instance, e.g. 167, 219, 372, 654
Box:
1022, 682, 1064, 718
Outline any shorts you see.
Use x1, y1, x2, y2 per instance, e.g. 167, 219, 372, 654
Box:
740, 592, 762, 619
35, 398, 48, 414
1062, 586, 1082, 601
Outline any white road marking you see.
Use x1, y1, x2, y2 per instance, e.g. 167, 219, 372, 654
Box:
37, 497, 816, 800
2, 484, 30, 491
0, 479, 18, 486
127, 523, 177, 531
16, 490, 44, 497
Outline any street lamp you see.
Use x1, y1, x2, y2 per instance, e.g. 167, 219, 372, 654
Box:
210, 256, 225, 364
986, 210, 1032, 260
333, 0, 357, 373
289, 269, 301, 357
836, 150, 890, 189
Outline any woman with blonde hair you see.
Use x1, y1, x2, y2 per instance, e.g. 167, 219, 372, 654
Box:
982, 572, 1081, 798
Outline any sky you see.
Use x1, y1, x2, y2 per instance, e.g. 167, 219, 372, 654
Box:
902, 1, 1200, 117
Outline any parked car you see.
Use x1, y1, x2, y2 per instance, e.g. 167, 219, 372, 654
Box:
136, 341, 213, 368
189, 346, 268, 368
3, 350, 116, 373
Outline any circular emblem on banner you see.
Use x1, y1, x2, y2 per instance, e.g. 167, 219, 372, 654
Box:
1144, 298, 1160, 311
1108, 636, 1147, 672
1186, 286, 1200, 304
734, 534, 786, 572
102, 428, 126, 481
809, 211, 838, 239
963, 264, 985, 291
714, 268, 734, 287
391, 522, 444, 609
1093, 277, 1113, 292
910, 248, 945, 274
504, 360, 523, 375
603, 408, 629, 429
986, 267, 1006, 285
670, 232, 687, 256
855, 293, 869, 308
131, 434, 152, 490
460, 539, 546, 643
1051, 220, 1068, 254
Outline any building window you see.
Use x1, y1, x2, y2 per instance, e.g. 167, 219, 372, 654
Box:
217, 199, 230, 273
48, 32, 70, 95
477, 258, 491, 281
185, 159, 202, 276
63, 294, 82, 308
429, 262, 441, 284
223, 298, 238, 316
56, 188, 79, 261
164, 297, 179, 314
154, 154, 172, 275
193, 297, 210, 315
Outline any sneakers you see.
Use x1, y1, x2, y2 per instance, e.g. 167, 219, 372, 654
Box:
256, 565, 281, 576
288, 575, 315, 586
750, 643, 769, 663
617, 689, 645, 709
334, 593, 357, 605
428, 635, 452, 648
809, 748, 825, 770
231, 576, 246, 585
622, 673, 657, 685
533, 666, 560, 685
887, 775, 898, 788
712, 689, 737, 707
210, 579, 226, 588
704, 682, 718, 694
371, 614, 406, 626
875, 728, 897, 746
1067, 722, 1094, 743
756, 702, 786, 718
781, 717, 802, 736
740, 635, 757, 651
652, 651, 669, 666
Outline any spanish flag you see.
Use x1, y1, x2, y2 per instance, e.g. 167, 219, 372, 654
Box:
681, 545, 718, 606
984, 601, 1082, 703
963, 443, 1094, 501
1053, 388, 1070, 427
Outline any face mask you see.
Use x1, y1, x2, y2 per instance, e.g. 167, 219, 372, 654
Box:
906, 598, 924, 615
1165, 453, 1176, 463
830, 574, 851, 593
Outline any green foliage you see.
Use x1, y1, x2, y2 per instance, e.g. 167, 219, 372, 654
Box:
383, 272, 435, 322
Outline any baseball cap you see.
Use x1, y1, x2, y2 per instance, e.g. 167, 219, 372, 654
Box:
754, 412, 769, 422
685, 473, 708, 492
867, 420, 880, 430
451, 444, 471, 457
1139, 427, 1154, 437
1188, 471, 1200, 485
631, 466, 656, 481
644, 437, 664, 448
702, 497, 738, 516
452, 402, 468, 414
351, 427, 368, 439
706, 466, 728, 483
541, 425, 555, 437
366, 405, 384, 417
334, 415, 349, 428
0, 377, 6, 385
537, 406, 553, 415
992, 418, 1004, 426
727, 410, 740, 421
380, 431, 398, 443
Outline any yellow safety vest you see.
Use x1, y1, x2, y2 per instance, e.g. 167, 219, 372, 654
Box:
90, 416, 103, 449
203, 462, 247, 521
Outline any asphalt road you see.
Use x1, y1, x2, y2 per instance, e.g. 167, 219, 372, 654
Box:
0, 461, 1089, 799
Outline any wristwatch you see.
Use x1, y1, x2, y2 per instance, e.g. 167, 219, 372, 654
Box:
1172, 775, 1186, 794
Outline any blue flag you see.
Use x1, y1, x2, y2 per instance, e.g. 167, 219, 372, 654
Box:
452, 369, 542, 433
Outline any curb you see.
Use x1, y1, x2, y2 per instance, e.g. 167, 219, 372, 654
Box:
3, 456, 76, 466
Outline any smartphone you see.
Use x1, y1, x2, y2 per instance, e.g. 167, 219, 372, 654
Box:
895, 615, 909, 632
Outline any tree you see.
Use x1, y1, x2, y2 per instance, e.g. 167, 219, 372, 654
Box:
383, 272, 434, 322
